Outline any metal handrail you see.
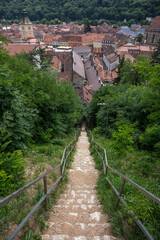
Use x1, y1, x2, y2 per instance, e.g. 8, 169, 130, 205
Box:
88, 131, 160, 240
0, 130, 80, 240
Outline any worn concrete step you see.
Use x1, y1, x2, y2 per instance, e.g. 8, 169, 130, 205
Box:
60, 191, 97, 200
42, 234, 118, 240
43, 222, 111, 236
66, 184, 96, 190
53, 204, 103, 213
69, 168, 98, 173
48, 211, 108, 224
58, 194, 99, 205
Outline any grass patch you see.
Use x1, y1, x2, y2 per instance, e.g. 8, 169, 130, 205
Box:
0, 131, 78, 240
89, 133, 160, 240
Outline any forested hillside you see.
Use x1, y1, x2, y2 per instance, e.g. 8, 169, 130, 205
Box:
0, 0, 160, 23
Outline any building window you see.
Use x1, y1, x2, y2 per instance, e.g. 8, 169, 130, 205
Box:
28, 27, 31, 30
22, 27, 24, 30
152, 34, 155, 43
61, 63, 64, 72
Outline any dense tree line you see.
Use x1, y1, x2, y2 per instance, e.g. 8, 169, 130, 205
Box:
0, 0, 160, 23
0, 37, 82, 195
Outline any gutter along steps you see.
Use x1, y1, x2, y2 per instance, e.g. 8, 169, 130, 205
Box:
41, 131, 119, 240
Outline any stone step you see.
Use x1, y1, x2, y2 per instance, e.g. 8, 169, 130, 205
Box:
48, 211, 108, 224
53, 204, 103, 213
43, 222, 111, 236
42, 234, 118, 240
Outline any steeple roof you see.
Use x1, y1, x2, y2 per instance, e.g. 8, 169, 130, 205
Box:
20, 9, 32, 25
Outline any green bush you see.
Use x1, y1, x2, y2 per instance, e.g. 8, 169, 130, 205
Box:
0, 129, 25, 196
139, 124, 160, 152
111, 121, 136, 153
0, 150, 25, 196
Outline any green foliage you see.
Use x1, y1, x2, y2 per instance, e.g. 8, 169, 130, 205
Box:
136, 33, 143, 43
22, 229, 42, 240
0, 129, 25, 196
139, 125, 160, 152
87, 52, 160, 239
90, 134, 160, 240
111, 121, 136, 153
0, 0, 159, 23
84, 18, 91, 33
87, 54, 160, 155
0, 47, 82, 150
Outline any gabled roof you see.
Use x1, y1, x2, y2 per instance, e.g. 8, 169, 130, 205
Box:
106, 52, 119, 63
73, 46, 91, 58
84, 60, 101, 91
146, 16, 160, 31
73, 51, 85, 79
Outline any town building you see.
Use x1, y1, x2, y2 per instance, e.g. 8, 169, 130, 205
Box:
143, 16, 160, 45
20, 9, 34, 41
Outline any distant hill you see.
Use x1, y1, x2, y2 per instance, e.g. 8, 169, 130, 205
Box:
0, 0, 160, 23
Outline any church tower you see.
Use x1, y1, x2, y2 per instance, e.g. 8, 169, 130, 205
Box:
20, 9, 34, 40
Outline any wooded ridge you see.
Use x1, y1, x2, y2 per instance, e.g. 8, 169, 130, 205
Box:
0, 0, 160, 23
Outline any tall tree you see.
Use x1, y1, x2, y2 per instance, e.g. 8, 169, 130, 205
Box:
84, 18, 91, 33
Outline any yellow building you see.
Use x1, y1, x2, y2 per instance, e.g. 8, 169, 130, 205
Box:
20, 9, 34, 40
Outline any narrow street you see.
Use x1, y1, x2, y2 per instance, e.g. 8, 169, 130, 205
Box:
42, 131, 118, 240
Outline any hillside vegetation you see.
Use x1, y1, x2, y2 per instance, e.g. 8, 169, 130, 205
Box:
86, 49, 160, 239
0, 0, 160, 23
0, 36, 82, 197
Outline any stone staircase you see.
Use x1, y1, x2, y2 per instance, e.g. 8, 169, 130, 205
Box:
41, 132, 119, 240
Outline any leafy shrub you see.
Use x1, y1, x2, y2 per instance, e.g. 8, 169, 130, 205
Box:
51, 138, 65, 146
0, 150, 25, 196
0, 129, 25, 196
111, 121, 136, 154
139, 124, 160, 152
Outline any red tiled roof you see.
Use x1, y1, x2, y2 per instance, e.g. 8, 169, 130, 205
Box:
44, 34, 54, 43
83, 85, 92, 103
3, 43, 38, 56
51, 55, 61, 70
81, 33, 105, 43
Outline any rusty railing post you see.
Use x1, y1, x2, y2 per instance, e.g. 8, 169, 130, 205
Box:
43, 176, 48, 209
116, 179, 126, 206
70, 144, 72, 156
103, 151, 106, 176
60, 163, 63, 177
